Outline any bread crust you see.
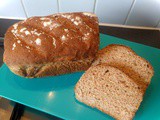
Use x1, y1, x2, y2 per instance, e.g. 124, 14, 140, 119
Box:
3, 12, 99, 77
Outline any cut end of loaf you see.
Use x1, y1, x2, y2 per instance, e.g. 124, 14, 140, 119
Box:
75, 64, 144, 120
9, 58, 93, 78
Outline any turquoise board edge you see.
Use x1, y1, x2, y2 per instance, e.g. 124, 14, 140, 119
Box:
0, 33, 160, 120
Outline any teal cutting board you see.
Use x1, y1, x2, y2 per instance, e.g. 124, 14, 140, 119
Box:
0, 34, 160, 120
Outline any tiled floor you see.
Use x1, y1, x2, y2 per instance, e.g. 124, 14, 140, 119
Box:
0, 47, 12, 120
0, 98, 13, 120
0, 97, 55, 120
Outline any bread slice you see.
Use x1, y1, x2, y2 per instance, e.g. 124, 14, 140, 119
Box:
92, 44, 154, 88
75, 64, 144, 120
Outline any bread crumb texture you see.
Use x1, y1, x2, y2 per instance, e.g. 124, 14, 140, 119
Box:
75, 65, 144, 120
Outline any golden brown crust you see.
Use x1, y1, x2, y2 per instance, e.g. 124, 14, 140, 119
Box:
3, 12, 99, 77
4, 12, 99, 66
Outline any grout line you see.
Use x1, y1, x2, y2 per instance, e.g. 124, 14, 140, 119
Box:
57, 0, 60, 13
0, 16, 26, 20
21, 0, 28, 18
155, 17, 160, 27
124, 0, 136, 25
93, 0, 97, 13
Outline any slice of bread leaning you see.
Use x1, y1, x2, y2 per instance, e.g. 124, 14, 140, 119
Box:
92, 44, 154, 90
75, 65, 144, 120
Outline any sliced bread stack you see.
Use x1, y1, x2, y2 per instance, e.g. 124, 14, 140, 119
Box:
75, 44, 154, 120
92, 44, 153, 89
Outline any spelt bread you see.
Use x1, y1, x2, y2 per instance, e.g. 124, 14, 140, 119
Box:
3, 12, 99, 78
92, 44, 154, 88
75, 64, 144, 120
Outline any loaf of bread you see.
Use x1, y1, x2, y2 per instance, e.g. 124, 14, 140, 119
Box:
75, 64, 144, 120
92, 44, 154, 89
3, 12, 99, 78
